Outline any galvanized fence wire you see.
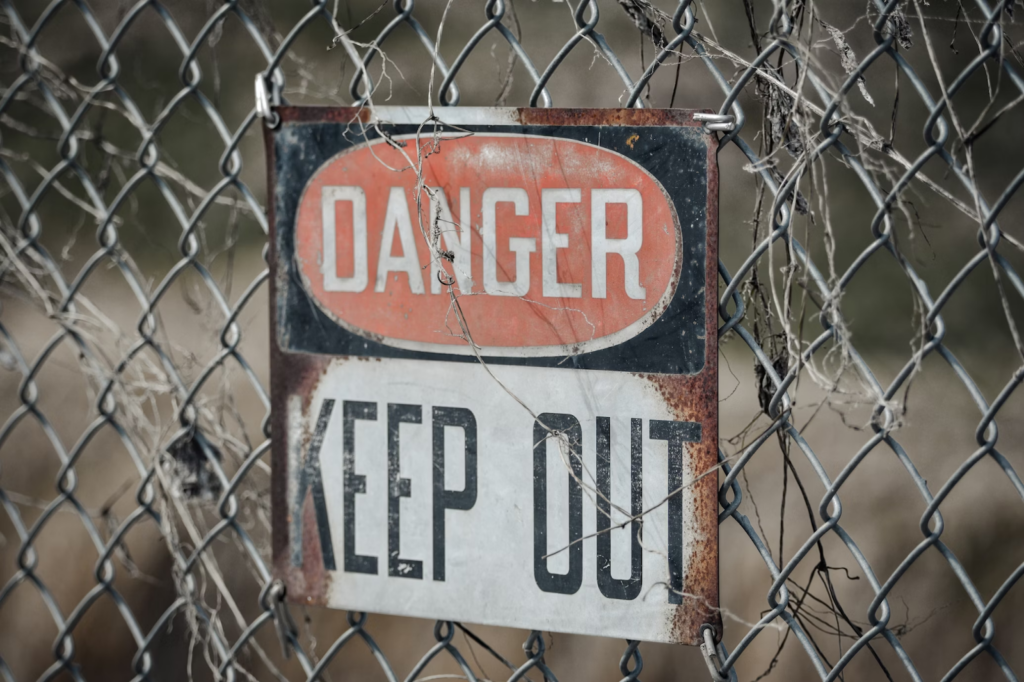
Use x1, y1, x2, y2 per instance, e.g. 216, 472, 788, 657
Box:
0, 0, 1022, 681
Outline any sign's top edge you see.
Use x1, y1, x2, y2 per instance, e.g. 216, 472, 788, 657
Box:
273, 105, 714, 129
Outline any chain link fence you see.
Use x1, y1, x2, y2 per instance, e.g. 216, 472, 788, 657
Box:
1, 0, 1024, 680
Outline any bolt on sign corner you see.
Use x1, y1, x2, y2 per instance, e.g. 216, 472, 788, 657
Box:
266, 107, 719, 645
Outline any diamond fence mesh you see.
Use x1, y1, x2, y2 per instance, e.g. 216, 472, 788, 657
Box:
1, 0, 1024, 680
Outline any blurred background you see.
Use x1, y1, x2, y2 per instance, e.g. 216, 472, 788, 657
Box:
1, 0, 1023, 680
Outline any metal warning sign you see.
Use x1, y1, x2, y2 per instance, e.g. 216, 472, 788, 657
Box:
267, 107, 719, 644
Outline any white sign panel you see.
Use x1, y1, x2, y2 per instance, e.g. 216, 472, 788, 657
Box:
268, 107, 719, 644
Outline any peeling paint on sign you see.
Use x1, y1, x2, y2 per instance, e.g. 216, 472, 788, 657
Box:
267, 107, 719, 645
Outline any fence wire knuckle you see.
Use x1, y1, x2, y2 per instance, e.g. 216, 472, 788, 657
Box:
1, 0, 1023, 680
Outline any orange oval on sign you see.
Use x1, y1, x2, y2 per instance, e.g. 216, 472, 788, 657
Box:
293, 134, 681, 356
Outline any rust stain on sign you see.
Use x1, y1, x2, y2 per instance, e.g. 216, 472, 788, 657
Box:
266, 106, 719, 645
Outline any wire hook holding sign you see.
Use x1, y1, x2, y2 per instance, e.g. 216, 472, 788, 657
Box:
255, 72, 281, 128
692, 112, 736, 132
700, 624, 729, 681
263, 579, 297, 658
